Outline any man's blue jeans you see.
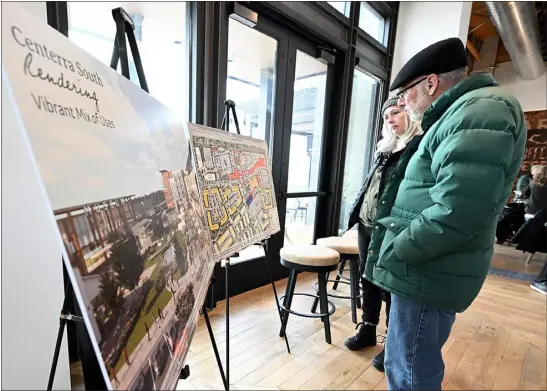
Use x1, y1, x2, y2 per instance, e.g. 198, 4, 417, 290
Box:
385, 294, 456, 390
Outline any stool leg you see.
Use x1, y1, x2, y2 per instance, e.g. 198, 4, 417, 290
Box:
349, 257, 359, 324
280, 270, 298, 338
311, 270, 321, 314
311, 296, 319, 314
312, 269, 332, 314
332, 259, 346, 291
281, 270, 296, 322
318, 272, 331, 344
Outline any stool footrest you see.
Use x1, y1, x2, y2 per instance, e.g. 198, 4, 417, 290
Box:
279, 293, 336, 318
334, 273, 365, 286
313, 281, 364, 300
336, 274, 351, 282
339, 266, 350, 273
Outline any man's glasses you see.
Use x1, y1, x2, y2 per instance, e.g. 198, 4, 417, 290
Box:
396, 76, 427, 99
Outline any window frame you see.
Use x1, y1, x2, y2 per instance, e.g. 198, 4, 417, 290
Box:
337, 67, 382, 233
357, 2, 388, 46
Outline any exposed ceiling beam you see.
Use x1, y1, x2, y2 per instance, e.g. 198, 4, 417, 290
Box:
467, 40, 481, 61
469, 20, 489, 35
473, 35, 499, 73
471, 10, 489, 17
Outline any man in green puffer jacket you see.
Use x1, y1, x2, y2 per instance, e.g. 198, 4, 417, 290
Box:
365, 38, 527, 390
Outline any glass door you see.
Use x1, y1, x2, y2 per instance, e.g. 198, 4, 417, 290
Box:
212, 13, 291, 300
262, 32, 333, 268
224, 16, 281, 264
338, 68, 381, 233
226, 18, 277, 147
283, 49, 329, 246
222, 13, 334, 283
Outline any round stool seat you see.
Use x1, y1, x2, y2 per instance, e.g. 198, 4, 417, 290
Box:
280, 245, 339, 267
317, 236, 359, 255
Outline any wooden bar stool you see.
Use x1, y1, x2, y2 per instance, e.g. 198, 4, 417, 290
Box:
332, 232, 361, 302
279, 245, 339, 344
312, 236, 363, 324
342, 229, 358, 239
333, 231, 358, 299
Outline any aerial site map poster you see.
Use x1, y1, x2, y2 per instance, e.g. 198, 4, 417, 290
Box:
188, 123, 281, 261
2, 3, 214, 390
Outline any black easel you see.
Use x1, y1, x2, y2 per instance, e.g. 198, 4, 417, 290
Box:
202, 280, 228, 390
108, 7, 227, 389
49, 8, 151, 389
47, 266, 79, 390
109, 7, 149, 92
108, 8, 228, 389
181, 277, 228, 390
259, 239, 290, 354
220, 102, 291, 376
219, 100, 236, 390
47, 263, 108, 390
48, 8, 228, 391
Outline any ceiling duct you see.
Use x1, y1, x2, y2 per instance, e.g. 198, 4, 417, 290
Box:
485, 1, 545, 80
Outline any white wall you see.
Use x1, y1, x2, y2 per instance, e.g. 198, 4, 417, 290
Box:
495, 61, 547, 112
1, 2, 71, 389
391, 2, 472, 84
390, 2, 547, 113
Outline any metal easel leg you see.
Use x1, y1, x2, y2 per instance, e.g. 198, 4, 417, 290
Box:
225, 259, 230, 390
262, 240, 290, 353
47, 298, 69, 390
202, 304, 228, 390
47, 268, 87, 391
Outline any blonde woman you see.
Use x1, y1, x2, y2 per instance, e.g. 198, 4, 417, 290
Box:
345, 97, 422, 371
524, 165, 547, 215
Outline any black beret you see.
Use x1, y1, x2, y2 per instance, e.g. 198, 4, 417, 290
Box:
389, 38, 468, 91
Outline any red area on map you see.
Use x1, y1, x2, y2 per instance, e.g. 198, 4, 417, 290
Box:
228, 157, 265, 180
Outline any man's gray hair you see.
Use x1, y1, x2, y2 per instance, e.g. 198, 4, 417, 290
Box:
438, 67, 468, 86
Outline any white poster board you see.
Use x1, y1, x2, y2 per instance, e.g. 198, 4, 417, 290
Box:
188, 123, 281, 261
2, 3, 215, 390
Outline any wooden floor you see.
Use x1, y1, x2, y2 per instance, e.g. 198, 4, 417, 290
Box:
491, 244, 546, 275
178, 272, 547, 391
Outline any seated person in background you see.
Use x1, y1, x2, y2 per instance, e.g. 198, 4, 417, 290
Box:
344, 96, 422, 372
523, 165, 547, 215
516, 171, 532, 196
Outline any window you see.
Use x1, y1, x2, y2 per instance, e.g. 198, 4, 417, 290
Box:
339, 68, 380, 233
67, 2, 190, 122
327, 1, 350, 17
226, 17, 277, 146
284, 51, 329, 247
287, 51, 328, 194
284, 196, 317, 246
223, 17, 279, 264
359, 3, 386, 44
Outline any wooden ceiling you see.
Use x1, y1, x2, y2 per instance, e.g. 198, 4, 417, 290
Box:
468, 1, 547, 67
468, 1, 511, 64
